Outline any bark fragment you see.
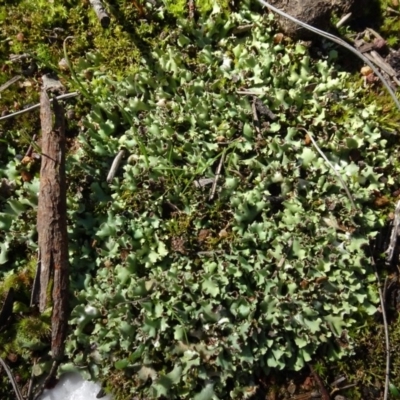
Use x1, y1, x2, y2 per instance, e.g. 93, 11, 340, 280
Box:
33, 88, 69, 360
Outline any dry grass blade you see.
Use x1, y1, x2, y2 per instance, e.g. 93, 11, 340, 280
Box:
0, 75, 22, 93
209, 151, 225, 201
0, 92, 79, 122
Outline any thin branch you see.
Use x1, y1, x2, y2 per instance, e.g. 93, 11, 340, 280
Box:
27, 359, 36, 400
365, 51, 397, 78
330, 375, 346, 388
366, 27, 386, 42
0, 357, 24, 400
0, 92, 79, 122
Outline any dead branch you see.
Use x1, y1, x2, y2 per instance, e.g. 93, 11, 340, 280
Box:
308, 363, 330, 400
33, 86, 69, 362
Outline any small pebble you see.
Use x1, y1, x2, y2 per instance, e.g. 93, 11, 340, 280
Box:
66, 109, 76, 120
287, 383, 296, 395
58, 58, 69, 71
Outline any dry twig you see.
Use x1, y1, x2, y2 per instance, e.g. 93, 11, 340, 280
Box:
89, 0, 110, 28
0, 75, 22, 93
0, 357, 24, 400
308, 363, 330, 400
336, 12, 352, 28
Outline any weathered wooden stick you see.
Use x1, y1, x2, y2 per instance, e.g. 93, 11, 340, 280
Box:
36, 88, 69, 360
107, 149, 126, 183
89, 0, 110, 28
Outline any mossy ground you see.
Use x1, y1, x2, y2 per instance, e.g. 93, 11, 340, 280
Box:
1, 0, 400, 398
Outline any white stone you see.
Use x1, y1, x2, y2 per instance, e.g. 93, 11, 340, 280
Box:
39, 372, 112, 400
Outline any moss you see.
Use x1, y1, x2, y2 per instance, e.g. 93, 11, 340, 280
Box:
196, 0, 231, 14
0, 258, 36, 299
165, 0, 231, 18
165, 0, 187, 18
